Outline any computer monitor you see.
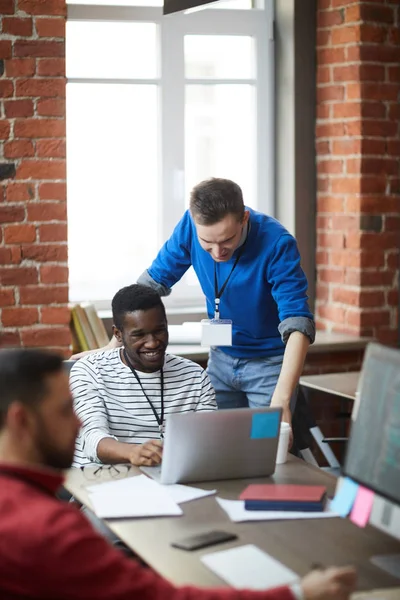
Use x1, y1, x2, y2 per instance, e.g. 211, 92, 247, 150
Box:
343, 342, 400, 578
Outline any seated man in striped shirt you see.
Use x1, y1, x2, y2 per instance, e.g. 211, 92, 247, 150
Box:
70, 284, 216, 468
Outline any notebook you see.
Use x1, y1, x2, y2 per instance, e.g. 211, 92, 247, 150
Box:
239, 484, 327, 512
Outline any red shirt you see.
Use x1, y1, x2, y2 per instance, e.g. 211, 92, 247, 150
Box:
0, 463, 295, 600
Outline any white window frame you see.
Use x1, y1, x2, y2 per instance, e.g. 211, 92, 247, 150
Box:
67, 2, 274, 311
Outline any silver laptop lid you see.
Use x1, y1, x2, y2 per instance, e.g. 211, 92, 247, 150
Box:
157, 407, 282, 484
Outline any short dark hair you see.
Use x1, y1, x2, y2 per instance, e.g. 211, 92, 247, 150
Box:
112, 284, 166, 331
0, 349, 64, 428
189, 178, 245, 225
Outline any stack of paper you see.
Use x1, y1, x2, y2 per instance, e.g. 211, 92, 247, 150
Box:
216, 497, 338, 522
87, 474, 216, 519
239, 484, 327, 512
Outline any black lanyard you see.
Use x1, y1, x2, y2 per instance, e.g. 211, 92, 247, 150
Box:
123, 349, 164, 438
213, 227, 249, 319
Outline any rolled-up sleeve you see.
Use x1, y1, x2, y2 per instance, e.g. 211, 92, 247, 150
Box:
70, 361, 116, 463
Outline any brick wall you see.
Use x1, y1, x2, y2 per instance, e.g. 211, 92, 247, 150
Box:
316, 0, 400, 345
0, 0, 70, 354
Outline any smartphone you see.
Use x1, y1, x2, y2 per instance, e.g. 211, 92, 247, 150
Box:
171, 530, 238, 551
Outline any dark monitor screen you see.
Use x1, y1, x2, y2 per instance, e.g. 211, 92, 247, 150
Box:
343, 343, 400, 507
164, 0, 219, 15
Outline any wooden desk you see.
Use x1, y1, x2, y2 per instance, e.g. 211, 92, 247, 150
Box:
300, 371, 360, 401
65, 456, 399, 591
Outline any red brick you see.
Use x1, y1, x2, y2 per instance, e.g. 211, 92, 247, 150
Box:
362, 120, 398, 138
317, 85, 345, 102
332, 65, 359, 82
0, 121, 11, 140
19, 285, 68, 305
36, 18, 65, 38
2, 17, 33, 37
388, 27, 400, 45
318, 0, 331, 8
318, 304, 346, 324
332, 288, 359, 306
317, 48, 346, 65
317, 231, 344, 249
15, 78, 65, 98
21, 243, 67, 262
18, 0, 67, 16
316, 140, 330, 155
40, 265, 68, 284
14, 40, 65, 58
331, 26, 359, 46
360, 64, 386, 82
361, 102, 387, 119
360, 24, 388, 44
317, 104, 331, 119
16, 160, 66, 180
349, 195, 399, 214
318, 9, 344, 28
2, 307, 39, 327
0, 1, 15, 15
37, 98, 65, 117
358, 45, 400, 64
0, 247, 21, 267
39, 223, 67, 242
27, 202, 67, 221
332, 102, 360, 119
0, 80, 14, 98
316, 283, 330, 302
0, 206, 25, 223
4, 99, 34, 118
316, 250, 330, 266
41, 306, 70, 325
317, 30, 331, 48
347, 158, 399, 176
317, 268, 346, 284
385, 216, 400, 231
0, 267, 38, 286
332, 139, 360, 155
359, 271, 395, 287
4, 140, 35, 159
360, 176, 387, 194
6, 183, 35, 203
14, 119, 65, 139
376, 329, 399, 346
37, 58, 65, 77
362, 83, 399, 102
361, 4, 395, 24
344, 4, 360, 22
316, 122, 345, 138
388, 66, 400, 83
4, 224, 36, 244
362, 139, 388, 156
317, 66, 331, 85
317, 177, 330, 193
317, 196, 344, 212
387, 290, 399, 307
0, 331, 20, 347
331, 178, 360, 194
360, 311, 391, 328
387, 251, 399, 269
317, 159, 344, 175
0, 41, 12, 59
5, 58, 36, 78
21, 326, 71, 348
0, 289, 15, 307
331, 250, 362, 268
36, 139, 66, 158
38, 182, 66, 201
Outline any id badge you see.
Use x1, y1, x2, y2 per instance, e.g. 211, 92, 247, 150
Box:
201, 319, 232, 347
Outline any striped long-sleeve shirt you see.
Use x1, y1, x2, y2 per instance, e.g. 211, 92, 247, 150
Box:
70, 348, 216, 467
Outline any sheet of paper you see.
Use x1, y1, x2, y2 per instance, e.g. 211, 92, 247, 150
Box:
330, 477, 359, 518
87, 475, 216, 505
88, 474, 182, 519
216, 497, 338, 522
350, 486, 375, 528
201, 544, 299, 590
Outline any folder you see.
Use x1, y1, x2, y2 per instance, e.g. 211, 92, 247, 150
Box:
239, 484, 327, 512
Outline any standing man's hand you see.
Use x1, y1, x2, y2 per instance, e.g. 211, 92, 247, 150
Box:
129, 440, 163, 466
300, 566, 357, 600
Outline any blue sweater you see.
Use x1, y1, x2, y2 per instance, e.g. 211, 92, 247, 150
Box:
147, 208, 313, 358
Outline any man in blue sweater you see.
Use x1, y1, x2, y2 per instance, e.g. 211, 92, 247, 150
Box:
137, 178, 315, 428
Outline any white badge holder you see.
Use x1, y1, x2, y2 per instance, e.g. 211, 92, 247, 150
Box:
201, 318, 232, 347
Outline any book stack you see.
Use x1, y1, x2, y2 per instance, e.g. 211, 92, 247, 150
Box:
239, 484, 327, 512
70, 303, 110, 353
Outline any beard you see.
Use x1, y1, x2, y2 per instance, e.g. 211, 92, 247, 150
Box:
32, 413, 76, 471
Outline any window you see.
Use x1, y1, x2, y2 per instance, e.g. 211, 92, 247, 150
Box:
66, 1, 273, 308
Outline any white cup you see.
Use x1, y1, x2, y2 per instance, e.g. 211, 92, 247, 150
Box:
276, 422, 291, 464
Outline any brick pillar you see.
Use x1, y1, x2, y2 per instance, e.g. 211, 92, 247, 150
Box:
0, 0, 70, 354
316, 0, 400, 345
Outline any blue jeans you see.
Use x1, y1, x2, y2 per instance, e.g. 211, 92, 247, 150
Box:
207, 347, 284, 409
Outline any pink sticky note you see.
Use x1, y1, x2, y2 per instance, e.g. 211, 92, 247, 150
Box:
350, 486, 375, 528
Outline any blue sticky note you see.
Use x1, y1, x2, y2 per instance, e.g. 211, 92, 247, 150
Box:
330, 477, 359, 518
250, 412, 280, 439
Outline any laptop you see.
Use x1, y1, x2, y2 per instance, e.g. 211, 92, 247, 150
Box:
141, 407, 282, 484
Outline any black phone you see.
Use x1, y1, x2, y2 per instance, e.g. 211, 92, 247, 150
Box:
171, 530, 238, 551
